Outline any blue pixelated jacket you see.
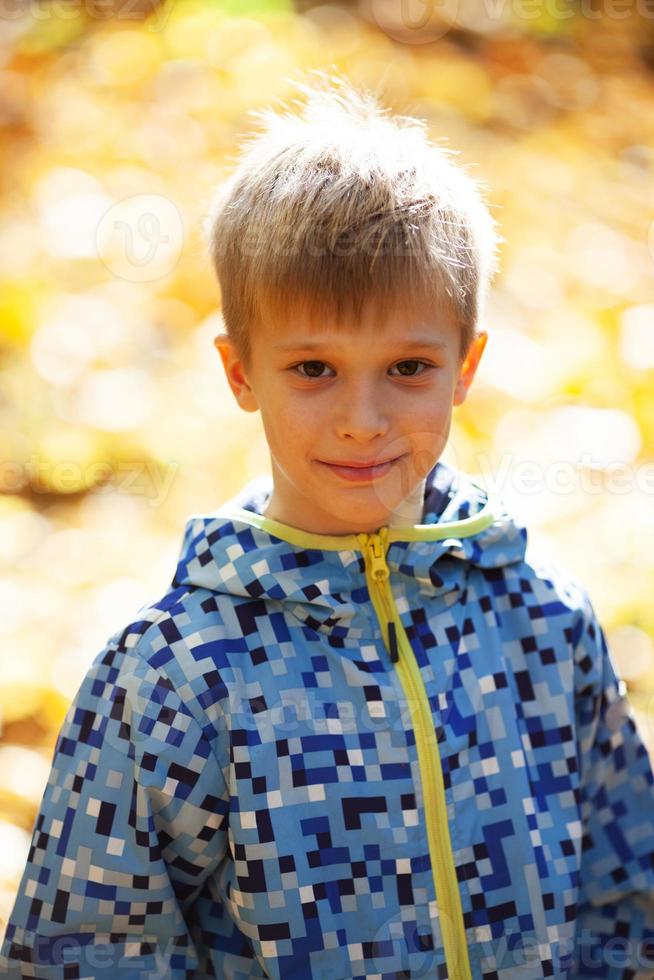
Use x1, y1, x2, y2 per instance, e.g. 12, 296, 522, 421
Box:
2, 460, 654, 980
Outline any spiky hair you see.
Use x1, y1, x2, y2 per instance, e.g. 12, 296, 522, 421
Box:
202, 68, 502, 369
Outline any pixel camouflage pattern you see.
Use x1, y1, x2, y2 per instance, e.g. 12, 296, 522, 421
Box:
2, 460, 654, 979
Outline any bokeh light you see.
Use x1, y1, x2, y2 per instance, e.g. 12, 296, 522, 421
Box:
1, 0, 654, 939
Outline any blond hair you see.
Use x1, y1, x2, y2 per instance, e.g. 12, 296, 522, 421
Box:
202, 69, 502, 370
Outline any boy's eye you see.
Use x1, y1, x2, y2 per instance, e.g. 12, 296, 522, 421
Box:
390, 359, 430, 377
291, 359, 432, 379
294, 360, 332, 379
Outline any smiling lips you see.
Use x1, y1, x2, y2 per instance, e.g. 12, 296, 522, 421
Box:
322, 456, 398, 467
317, 455, 404, 482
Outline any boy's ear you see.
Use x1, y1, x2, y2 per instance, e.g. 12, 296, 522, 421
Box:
213, 333, 259, 413
453, 330, 488, 407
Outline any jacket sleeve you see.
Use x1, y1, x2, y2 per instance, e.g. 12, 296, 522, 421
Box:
0, 632, 230, 979
571, 592, 654, 980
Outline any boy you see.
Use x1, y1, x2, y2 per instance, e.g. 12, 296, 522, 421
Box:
2, 70, 654, 980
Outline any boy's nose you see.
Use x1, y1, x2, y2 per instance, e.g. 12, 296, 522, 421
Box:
334, 385, 390, 441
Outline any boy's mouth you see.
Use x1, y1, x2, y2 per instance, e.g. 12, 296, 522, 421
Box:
317, 454, 405, 482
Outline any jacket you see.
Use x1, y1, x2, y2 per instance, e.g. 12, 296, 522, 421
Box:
2, 459, 654, 980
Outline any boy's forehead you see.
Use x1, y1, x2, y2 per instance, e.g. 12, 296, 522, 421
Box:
269, 330, 450, 354
260, 293, 458, 349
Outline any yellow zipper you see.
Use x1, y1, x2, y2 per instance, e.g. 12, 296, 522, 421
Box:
357, 526, 472, 980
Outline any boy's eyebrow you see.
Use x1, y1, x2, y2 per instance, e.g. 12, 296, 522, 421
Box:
273, 338, 448, 352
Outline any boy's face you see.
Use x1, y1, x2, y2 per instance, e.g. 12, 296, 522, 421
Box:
215, 296, 487, 535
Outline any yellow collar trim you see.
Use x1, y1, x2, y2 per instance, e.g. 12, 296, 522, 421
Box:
214, 486, 497, 552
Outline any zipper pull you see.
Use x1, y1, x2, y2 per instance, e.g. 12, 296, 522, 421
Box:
364, 531, 399, 665
367, 532, 390, 583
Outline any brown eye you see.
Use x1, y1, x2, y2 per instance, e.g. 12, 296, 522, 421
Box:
391, 360, 429, 377
295, 361, 331, 379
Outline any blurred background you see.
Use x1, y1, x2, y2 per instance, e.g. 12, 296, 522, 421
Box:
1, 0, 654, 933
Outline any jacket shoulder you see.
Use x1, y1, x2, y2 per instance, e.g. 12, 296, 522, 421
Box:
498, 543, 619, 694
98, 583, 242, 754
501, 539, 595, 618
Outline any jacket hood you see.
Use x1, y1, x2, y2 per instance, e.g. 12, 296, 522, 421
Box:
172, 461, 528, 633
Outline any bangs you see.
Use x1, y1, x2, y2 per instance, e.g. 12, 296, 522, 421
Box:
220, 266, 474, 369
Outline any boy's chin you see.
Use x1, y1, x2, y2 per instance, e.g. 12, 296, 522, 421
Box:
316, 497, 409, 534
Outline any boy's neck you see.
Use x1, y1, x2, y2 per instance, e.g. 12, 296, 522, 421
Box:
262, 476, 428, 533
387, 476, 427, 527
